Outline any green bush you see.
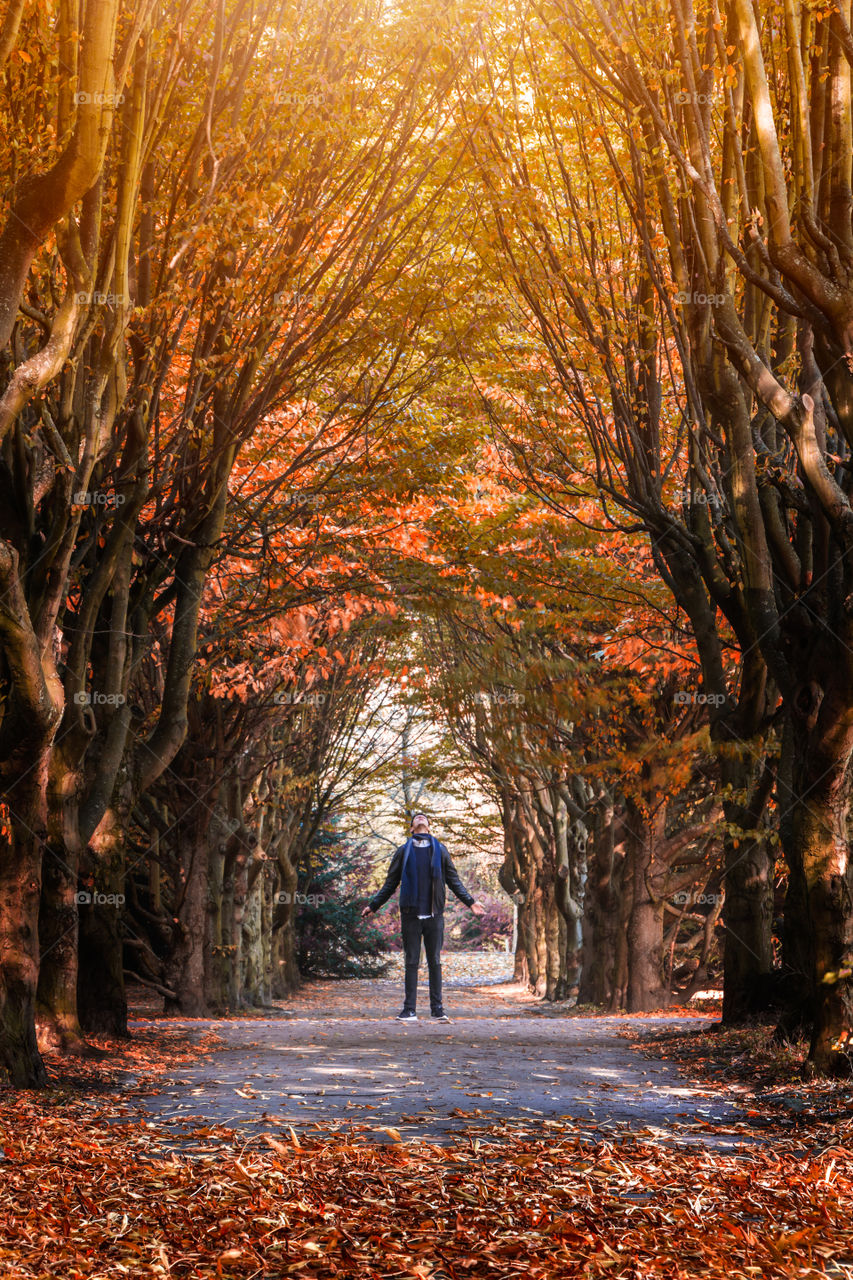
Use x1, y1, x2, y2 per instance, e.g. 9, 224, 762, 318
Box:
295, 830, 391, 979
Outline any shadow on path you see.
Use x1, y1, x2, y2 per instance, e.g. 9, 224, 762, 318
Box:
126, 969, 756, 1153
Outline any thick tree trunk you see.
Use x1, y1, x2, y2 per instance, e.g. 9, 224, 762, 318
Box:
513, 938, 528, 985
718, 728, 775, 1022
205, 835, 229, 1013
261, 867, 274, 1004
626, 799, 669, 1012
0, 816, 48, 1086
610, 873, 632, 1013
77, 811, 128, 1037
545, 892, 566, 1000
776, 714, 813, 1035
0, 542, 61, 1086
271, 837, 300, 997
527, 882, 547, 996
796, 799, 853, 1072
164, 815, 210, 1016
578, 792, 623, 1006
720, 820, 774, 1022
36, 746, 89, 1051
36, 841, 83, 1051
228, 844, 250, 1011
787, 703, 853, 1073
272, 913, 300, 996
241, 869, 268, 1006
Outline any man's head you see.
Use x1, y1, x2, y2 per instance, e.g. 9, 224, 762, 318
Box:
411, 812, 430, 835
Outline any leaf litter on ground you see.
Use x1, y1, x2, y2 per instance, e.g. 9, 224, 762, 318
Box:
2, 1031, 852, 1278
4, 982, 848, 1277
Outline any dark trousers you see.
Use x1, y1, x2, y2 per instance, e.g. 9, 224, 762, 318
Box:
401, 911, 444, 1014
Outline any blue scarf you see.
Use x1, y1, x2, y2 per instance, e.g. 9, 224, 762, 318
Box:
399, 834, 443, 911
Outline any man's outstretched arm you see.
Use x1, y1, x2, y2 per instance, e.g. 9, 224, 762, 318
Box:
361, 845, 405, 916
443, 848, 484, 912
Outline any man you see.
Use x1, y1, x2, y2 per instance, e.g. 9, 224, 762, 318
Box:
361, 813, 485, 1021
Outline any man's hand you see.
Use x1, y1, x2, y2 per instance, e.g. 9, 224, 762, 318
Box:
471, 902, 486, 917
360, 903, 373, 918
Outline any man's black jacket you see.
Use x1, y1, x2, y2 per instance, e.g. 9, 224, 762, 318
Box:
368, 838, 474, 915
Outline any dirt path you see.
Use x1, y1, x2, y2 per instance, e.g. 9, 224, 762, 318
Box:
127, 964, 754, 1151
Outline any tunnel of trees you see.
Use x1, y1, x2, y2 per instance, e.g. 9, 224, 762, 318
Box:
1, 0, 853, 1088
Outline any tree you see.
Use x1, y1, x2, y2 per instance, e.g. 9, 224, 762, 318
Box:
538, 0, 853, 1072
0, 0, 495, 1084
296, 827, 391, 979
457, 2, 781, 1027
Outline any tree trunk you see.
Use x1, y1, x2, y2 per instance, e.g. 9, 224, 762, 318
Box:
578, 791, 623, 1006
163, 810, 210, 1016
241, 869, 267, 1006
228, 844, 250, 1011
776, 712, 813, 1035
0, 541, 61, 1086
272, 912, 300, 996
717, 715, 775, 1022
0, 815, 48, 1086
513, 937, 528, 985
36, 745, 89, 1051
610, 871, 632, 1013
720, 812, 774, 1023
800, 801, 853, 1074
626, 799, 669, 1012
205, 834, 228, 1013
77, 809, 128, 1036
788, 701, 853, 1073
544, 889, 564, 1000
36, 841, 83, 1051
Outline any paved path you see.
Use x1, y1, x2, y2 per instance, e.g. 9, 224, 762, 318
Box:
128, 968, 754, 1151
